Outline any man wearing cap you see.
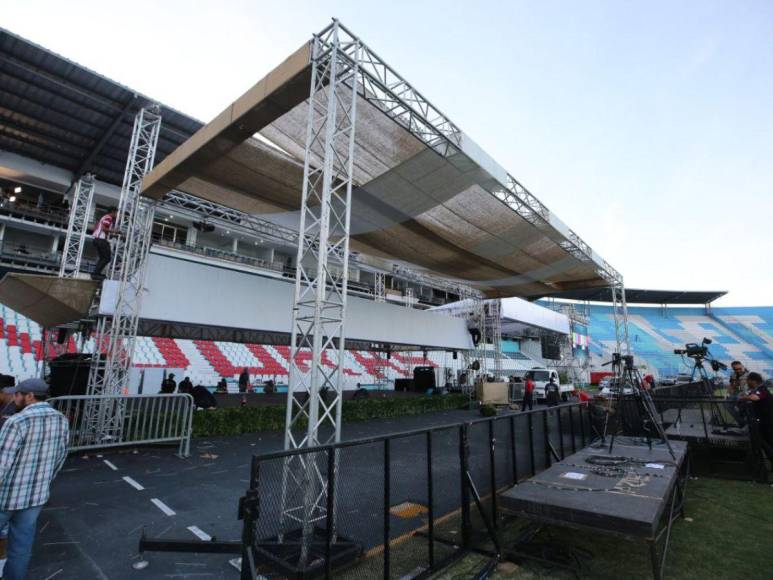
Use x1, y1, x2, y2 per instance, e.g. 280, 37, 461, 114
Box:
0, 378, 68, 580
0, 385, 17, 574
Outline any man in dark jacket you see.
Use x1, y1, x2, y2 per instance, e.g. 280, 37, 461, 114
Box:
545, 377, 561, 407
160, 373, 176, 394
238, 368, 250, 393
741, 372, 773, 461
177, 377, 194, 395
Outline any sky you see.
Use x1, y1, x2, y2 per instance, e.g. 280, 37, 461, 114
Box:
3, 0, 772, 306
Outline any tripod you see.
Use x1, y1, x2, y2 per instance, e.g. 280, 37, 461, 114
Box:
677, 355, 728, 427
602, 353, 676, 460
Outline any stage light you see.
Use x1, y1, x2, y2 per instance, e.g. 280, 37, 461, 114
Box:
13, 186, 21, 194
8, 195, 16, 203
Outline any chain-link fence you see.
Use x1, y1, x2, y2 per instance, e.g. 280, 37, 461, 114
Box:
240, 403, 592, 579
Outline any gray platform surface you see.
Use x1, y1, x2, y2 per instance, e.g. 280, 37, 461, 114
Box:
500, 437, 687, 539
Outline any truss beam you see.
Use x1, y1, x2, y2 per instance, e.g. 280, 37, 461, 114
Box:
59, 173, 96, 277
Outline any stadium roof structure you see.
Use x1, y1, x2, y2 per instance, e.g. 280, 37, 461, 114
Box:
538, 287, 728, 305
141, 21, 621, 299
0, 27, 202, 189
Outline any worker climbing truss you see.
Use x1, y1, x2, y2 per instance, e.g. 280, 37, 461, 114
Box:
84, 105, 161, 440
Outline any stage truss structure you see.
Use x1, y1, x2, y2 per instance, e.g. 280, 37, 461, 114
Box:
373, 271, 385, 302
84, 105, 161, 441
280, 21, 360, 561
59, 173, 96, 278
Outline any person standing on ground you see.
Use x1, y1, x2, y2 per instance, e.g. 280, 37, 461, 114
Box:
0, 378, 68, 580
545, 377, 560, 407
91, 206, 118, 280
522, 376, 535, 411
177, 376, 193, 395
0, 386, 17, 575
729, 361, 749, 394
160, 373, 176, 394
238, 367, 250, 394
741, 372, 773, 462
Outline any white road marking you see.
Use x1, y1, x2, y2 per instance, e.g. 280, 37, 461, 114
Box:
187, 525, 212, 542
103, 460, 118, 471
150, 498, 176, 516
122, 476, 144, 491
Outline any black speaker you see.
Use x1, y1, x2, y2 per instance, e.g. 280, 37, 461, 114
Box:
49, 353, 96, 397
394, 378, 414, 392
413, 366, 436, 392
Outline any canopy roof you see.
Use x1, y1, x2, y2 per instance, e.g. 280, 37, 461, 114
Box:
539, 287, 727, 305
141, 21, 620, 299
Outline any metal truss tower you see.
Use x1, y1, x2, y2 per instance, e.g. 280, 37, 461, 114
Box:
280, 22, 360, 556
486, 298, 503, 379
59, 173, 96, 278
373, 271, 386, 302
84, 106, 161, 439
610, 281, 631, 357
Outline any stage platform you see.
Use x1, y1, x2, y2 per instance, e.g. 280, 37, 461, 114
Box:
661, 407, 750, 447
500, 437, 688, 579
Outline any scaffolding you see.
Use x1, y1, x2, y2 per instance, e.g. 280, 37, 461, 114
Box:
84, 106, 161, 440
486, 298, 503, 379
373, 271, 385, 302
280, 22, 360, 561
59, 173, 96, 278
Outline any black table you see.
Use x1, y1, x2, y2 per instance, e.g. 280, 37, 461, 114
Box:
499, 437, 689, 579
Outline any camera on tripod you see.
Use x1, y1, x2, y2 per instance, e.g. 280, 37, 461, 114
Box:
674, 337, 711, 358
673, 337, 727, 371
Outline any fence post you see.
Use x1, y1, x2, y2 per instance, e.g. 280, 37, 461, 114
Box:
542, 410, 551, 467
426, 430, 435, 570
326, 448, 335, 579
488, 420, 498, 530
556, 407, 565, 459
528, 413, 535, 476
239, 456, 260, 580
509, 414, 518, 484
383, 438, 391, 580
459, 423, 471, 548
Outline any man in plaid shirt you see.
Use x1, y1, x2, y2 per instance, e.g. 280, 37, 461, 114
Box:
0, 379, 68, 580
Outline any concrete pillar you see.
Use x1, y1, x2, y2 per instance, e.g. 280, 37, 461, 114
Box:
186, 226, 197, 247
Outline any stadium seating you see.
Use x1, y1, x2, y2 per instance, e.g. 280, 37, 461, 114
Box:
4, 303, 767, 387
587, 305, 773, 378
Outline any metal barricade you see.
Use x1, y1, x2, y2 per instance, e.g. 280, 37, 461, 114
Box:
49, 393, 194, 457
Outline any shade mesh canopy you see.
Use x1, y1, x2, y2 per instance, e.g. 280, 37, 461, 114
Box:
141, 29, 615, 298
